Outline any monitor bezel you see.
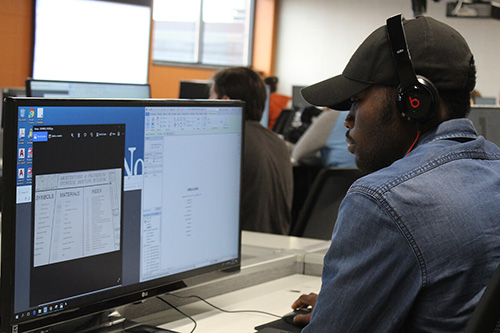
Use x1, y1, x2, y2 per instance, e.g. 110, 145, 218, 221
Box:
25, 78, 152, 98
1, 97, 244, 333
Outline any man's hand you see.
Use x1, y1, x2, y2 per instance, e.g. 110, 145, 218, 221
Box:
291, 293, 318, 326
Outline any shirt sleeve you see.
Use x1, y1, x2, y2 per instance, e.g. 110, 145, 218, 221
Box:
303, 189, 422, 332
291, 111, 339, 165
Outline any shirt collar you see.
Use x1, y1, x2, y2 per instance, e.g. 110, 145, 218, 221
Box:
418, 118, 478, 147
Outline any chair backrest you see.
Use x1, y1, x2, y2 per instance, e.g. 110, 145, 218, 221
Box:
272, 109, 295, 135
465, 262, 500, 333
290, 167, 364, 240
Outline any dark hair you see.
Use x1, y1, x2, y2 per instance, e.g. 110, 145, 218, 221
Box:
211, 67, 267, 121
439, 56, 475, 119
439, 90, 472, 119
264, 76, 278, 92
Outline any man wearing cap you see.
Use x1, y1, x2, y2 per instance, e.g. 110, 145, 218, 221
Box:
290, 15, 500, 332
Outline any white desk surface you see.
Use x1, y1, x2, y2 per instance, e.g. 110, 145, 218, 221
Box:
242, 231, 330, 252
154, 274, 322, 333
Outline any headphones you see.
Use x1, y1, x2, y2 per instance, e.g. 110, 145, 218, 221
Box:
386, 14, 439, 123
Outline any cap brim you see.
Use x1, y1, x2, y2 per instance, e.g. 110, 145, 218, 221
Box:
301, 75, 370, 111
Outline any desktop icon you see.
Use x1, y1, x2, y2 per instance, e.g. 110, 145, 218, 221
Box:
29, 128, 33, 138
28, 147, 33, 158
18, 168, 25, 179
29, 108, 35, 118
37, 108, 44, 118
27, 168, 32, 178
18, 148, 25, 159
19, 128, 25, 138
20, 108, 26, 118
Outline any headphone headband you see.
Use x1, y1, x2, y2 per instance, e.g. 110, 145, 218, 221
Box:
386, 14, 439, 124
386, 14, 419, 92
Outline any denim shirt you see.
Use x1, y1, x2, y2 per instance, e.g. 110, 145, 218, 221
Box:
304, 118, 500, 332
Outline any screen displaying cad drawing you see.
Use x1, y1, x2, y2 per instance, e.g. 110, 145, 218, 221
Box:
33, 169, 122, 267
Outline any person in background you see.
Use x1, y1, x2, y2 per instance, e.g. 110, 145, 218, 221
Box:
470, 89, 481, 105
264, 76, 292, 130
210, 67, 293, 235
290, 15, 500, 332
290, 109, 356, 167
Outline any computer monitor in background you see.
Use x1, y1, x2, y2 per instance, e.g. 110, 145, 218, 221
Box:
292, 85, 312, 110
1, 97, 243, 332
178, 80, 211, 99
468, 106, 500, 147
26, 79, 151, 98
32, 0, 151, 84
1, 87, 26, 128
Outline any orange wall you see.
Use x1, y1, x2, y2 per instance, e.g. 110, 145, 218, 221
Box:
0, 0, 277, 97
0, 0, 33, 88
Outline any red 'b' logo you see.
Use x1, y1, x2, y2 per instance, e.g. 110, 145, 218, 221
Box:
409, 97, 420, 109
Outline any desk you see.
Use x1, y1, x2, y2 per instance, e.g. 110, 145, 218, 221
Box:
137, 274, 322, 333
242, 231, 329, 252
122, 232, 328, 326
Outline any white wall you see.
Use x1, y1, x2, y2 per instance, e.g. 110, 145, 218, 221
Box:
274, 0, 500, 101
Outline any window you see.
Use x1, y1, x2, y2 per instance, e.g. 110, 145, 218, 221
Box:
152, 0, 255, 67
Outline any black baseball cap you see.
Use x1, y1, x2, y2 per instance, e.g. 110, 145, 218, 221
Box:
301, 15, 476, 110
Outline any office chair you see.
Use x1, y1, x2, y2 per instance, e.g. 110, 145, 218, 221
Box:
271, 109, 295, 135
465, 262, 500, 333
289, 167, 365, 240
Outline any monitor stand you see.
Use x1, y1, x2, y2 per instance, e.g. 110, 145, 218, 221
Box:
46, 311, 179, 333
101, 318, 179, 333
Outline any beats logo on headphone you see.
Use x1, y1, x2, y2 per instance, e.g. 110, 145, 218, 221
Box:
386, 14, 439, 123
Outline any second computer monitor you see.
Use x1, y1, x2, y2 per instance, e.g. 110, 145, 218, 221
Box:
178, 80, 211, 99
26, 79, 151, 98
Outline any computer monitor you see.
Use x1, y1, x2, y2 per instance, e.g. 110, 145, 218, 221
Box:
26, 79, 151, 98
468, 105, 500, 147
292, 85, 312, 110
178, 80, 211, 99
1, 97, 243, 332
1, 87, 26, 128
32, 0, 151, 84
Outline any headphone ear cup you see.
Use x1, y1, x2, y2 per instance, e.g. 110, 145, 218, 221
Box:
396, 75, 439, 123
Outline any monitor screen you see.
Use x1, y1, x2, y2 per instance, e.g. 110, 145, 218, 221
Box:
1, 97, 243, 332
468, 106, 500, 147
32, 0, 151, 84
178, 80, 211, 99
26, 79, 151, 98
292, 85, 312, 110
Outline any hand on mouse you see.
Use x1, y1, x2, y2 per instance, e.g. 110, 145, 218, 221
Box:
291, 293, 318, 326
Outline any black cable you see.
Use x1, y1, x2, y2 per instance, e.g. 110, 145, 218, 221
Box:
156, 296, 197, 333
164, 293, 282, 319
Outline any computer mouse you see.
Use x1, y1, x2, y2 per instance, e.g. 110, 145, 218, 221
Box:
282, 308, 312, 326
